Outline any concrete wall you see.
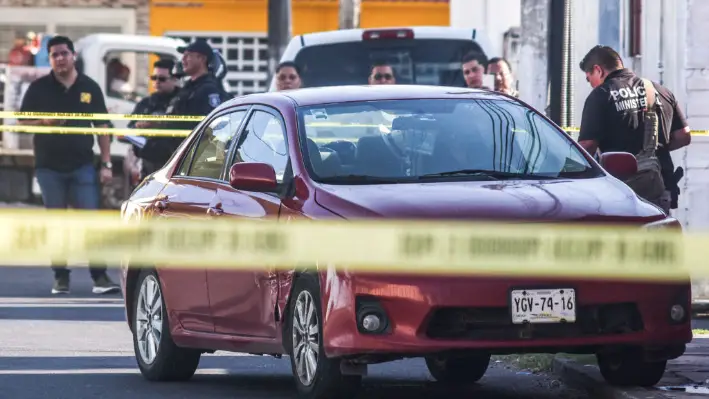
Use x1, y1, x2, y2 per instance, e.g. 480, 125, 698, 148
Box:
569, 0, 600, 128
517, 0, 549, 113
458, 0, 708, 232
0, 0, 149, 35
449, 0, 520, 57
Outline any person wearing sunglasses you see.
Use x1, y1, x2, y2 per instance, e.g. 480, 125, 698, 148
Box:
126, 58, 181, 180
368, 60, 396, 85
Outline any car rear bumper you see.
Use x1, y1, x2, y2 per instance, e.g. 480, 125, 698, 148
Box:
320, 273, 692, 358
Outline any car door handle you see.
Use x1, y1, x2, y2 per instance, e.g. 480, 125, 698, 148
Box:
207, 206, 224, 216
155, 200, 169, 212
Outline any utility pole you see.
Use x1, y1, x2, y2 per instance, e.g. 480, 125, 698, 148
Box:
339, 0, 361, 30
547, 0, 573, 127
267, 0, 292, 84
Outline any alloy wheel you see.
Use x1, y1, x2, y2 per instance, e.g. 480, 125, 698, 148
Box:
292, 290, 320, 386
136, 275, 163, 365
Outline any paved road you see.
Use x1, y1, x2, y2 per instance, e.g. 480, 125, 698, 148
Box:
0, 265, 589, 399
692, 314, 709, 331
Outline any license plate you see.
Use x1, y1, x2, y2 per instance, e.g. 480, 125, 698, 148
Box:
510, 288, 576, 324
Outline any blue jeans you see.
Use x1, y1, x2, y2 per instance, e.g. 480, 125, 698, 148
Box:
35, 163, 106, 280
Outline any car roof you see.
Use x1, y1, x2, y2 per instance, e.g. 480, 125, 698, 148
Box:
224, 85, 514, 109
297, 26, 485, 46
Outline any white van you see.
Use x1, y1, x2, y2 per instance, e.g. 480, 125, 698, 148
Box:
269, 26, 495, 90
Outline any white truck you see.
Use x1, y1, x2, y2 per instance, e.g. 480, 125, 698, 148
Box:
0, 33, 187, 209
270, 26, 496, 91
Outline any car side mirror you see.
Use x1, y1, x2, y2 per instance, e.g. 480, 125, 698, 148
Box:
600, 152, 638, 180
229, 162, 278, 192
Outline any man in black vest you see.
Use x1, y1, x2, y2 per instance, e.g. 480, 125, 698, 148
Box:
128, 58, 181, 180
577, 45, 691, 212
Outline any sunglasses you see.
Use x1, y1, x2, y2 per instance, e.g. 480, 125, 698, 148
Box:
374, 73, 393, 80
150, 75, 170, 82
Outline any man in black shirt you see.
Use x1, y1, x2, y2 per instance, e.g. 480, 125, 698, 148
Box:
577, 45, 692, 212
18, 35, 120, 295
127, 58, 181, 180
137, 40, 231, 168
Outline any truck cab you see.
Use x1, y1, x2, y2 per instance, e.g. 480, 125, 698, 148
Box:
270, 26, 495, 90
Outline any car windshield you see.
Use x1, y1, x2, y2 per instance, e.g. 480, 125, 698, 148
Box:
295, 98, 599, 184
293, 39, 483, 87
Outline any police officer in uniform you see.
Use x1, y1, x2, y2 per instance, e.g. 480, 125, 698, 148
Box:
127, 58, 181, 180
139, 39, 231, 170
577, 45, 691, 212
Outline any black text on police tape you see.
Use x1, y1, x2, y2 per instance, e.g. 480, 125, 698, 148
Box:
400, 233, 679, 264
80, 228, 287, 255
13, 225, 48, 250
83, 228, 154, 251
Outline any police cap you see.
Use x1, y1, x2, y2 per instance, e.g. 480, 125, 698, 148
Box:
178, 39, 214, 63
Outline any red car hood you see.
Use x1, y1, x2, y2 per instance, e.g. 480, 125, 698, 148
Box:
313, 176, 665, 224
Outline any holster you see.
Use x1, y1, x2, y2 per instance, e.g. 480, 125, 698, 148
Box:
671, 167, 684, 209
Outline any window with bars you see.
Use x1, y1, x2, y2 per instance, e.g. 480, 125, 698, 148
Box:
165, 32, 269, 96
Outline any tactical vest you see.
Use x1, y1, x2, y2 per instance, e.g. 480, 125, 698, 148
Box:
621, 79, 668, 210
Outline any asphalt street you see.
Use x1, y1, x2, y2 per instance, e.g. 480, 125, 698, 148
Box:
0, 264, 593, 399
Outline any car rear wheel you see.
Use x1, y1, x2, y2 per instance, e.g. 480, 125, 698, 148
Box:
286, 273, 361, 399
425, 353, 491, 383
596, 351, 667, 387
133, 268, 201, 381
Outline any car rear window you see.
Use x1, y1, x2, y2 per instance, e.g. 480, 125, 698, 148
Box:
293, 39, 484, 88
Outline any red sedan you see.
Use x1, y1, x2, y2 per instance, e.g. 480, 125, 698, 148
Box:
120, 85, 691, 399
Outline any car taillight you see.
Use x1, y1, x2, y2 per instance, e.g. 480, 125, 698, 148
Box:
362, 29, 414, 40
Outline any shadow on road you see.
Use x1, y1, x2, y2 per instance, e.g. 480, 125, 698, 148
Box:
0, 355, 577, 399
0, 302, 125, 322
0, 266, 123, 299
0, 355, 507, 399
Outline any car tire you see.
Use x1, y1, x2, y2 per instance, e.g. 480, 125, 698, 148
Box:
286, 273, 361, 399
596, 351, 667, 387
425, 353, 491, 383
132, 268, 201, 381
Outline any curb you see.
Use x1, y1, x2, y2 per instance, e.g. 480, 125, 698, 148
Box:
552, 357, 673, 399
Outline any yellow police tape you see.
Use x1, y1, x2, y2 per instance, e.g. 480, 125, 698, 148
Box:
0, 208, 702, 282
0, 125, 192, 137
1, 111, 203, 122
2, 111, 708, 136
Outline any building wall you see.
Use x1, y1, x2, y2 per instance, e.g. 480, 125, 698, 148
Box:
449, 0, 520, 58
0, 0, 149, 38
149, 0, 450, 37
0, 0, 149, 92
150, 0, 450, 95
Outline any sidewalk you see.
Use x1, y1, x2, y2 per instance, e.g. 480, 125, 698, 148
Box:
554, 335, 709, 398
660, 337, 709, 395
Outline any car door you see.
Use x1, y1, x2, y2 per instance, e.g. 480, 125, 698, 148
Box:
150, 107, 249, 333
206, 106, 290, 338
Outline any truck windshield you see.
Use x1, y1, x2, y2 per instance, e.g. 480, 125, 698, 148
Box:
293, 39, 483, 88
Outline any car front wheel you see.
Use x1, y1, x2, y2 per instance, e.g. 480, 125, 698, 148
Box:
286, 273, 361, 399
597, 351, 667, 387
133, 268, 201, 381
425, 353, 491, 383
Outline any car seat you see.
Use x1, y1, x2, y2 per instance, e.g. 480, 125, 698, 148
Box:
323, 140, 357, 165
306, 138, 324, 174
355, 135, 403, 177
318, 148, 342, 177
